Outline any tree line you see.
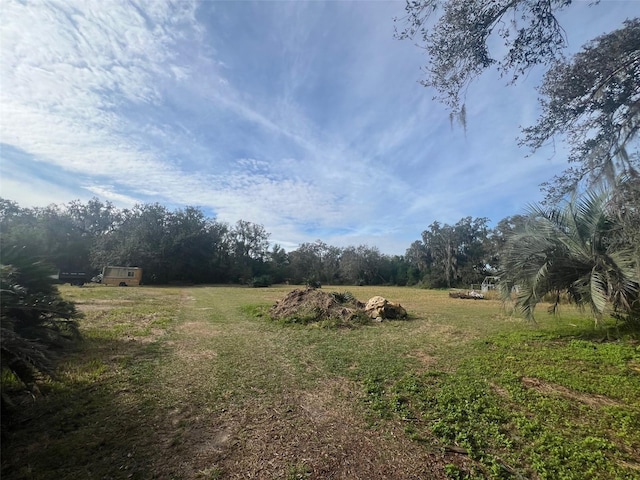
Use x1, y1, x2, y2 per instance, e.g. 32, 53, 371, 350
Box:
1, 196, 519, 289
3, 182, 638, 324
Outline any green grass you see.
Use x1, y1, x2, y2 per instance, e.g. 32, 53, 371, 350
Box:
2, 285, 639, 479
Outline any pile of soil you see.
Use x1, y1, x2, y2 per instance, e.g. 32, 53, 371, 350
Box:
270, 288, 365, 324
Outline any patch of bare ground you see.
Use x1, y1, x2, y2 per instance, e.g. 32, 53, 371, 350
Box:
178, 321, 221, 338
411, 318, 477, 347
521, 377, 624, 407
169, 320, 222, 362
619, 460, 640, 472
406, 350, 438, 372
75, 299, 136, 311
490, 383, 510, 399
150, 378, 469, 479
118, 313, 169, 343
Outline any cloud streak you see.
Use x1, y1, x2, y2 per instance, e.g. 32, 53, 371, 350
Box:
1, 0, 637, 253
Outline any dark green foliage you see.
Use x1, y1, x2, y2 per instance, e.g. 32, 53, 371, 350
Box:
610, 174, 640, 264
329, 291, 356, 304
91, 203, 220, 284
286, 241, 409, 286
499, 190, 639, 323
228, 220, 271, 284
406, 217, 493, 288
0, 198, 264, 285
304, 277, 322, 289
338, 245, 382, 285
0, 198, 413, 287
0, 197, 121, 279
250, 275, 272, 287
1, 247, 80, 391
269, 244, 290, 284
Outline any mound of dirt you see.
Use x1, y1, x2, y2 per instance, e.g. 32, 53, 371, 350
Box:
269, 288, 365, 324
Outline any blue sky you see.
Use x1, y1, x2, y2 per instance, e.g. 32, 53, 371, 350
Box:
1, 0, 637, 254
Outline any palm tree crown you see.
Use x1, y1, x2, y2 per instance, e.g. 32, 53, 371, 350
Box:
499, 191, 639, 323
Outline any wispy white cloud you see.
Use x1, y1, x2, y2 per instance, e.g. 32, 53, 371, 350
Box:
1, 0, 637, 254
0, 175, 91, 209
82, 185, 141, 207
1, 0, 196, 174
2, 0, 420, 250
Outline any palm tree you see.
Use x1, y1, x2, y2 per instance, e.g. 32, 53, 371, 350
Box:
1, 246, 80, 397
499, 191, 639, 323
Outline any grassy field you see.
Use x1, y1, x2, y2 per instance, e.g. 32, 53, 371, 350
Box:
2, 285, 639, 479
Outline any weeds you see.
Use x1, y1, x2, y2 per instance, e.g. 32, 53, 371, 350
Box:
2, 285, 638, 479
362, 322, 640, 479
286, 462, 312, 479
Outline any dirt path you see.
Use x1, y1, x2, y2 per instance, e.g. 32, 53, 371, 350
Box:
146, 288, 462, 479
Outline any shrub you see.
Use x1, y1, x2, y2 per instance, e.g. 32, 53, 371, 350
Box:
1, 247, 80, 399
250, 275, 272, 288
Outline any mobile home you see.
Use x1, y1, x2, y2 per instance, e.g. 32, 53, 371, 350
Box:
101, 266, 143, 286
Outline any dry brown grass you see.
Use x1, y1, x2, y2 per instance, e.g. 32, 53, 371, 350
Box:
131, 286, 474, 479
4, 284, 635, 480
148, 378, 466, 480
521, 376, 625, 407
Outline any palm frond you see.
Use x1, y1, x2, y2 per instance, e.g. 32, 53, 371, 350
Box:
589, 269, 609, 317
1, 246, 80, 390
499, 188, 639, 324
